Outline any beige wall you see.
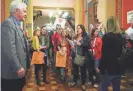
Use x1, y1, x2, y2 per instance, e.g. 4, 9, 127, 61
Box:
106, 0, 115, 20
25, 0, 33, 37
74, 0, 84, 26
4, 0, 12, 19
97, 0, 115, 25
97, 0, 107, 24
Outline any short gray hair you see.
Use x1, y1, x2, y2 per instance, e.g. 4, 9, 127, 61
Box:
10, 1, 27, 14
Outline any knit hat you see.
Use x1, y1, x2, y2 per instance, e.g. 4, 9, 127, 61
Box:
125, 27, 133, 40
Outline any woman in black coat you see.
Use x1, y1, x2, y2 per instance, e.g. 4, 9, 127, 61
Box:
99, 16, 124, 91
71, 24, 90, 91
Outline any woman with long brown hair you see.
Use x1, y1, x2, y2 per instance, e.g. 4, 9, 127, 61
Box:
71, 24, 90, 90
39, 25, 50, 84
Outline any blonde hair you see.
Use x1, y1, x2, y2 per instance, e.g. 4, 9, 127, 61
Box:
61, 29, 66, 35
106, 16, 121, 33
60, 40, 66, 47
33, 28, 40, 36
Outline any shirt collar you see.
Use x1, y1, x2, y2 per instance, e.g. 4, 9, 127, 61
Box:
11, 15, 21, 26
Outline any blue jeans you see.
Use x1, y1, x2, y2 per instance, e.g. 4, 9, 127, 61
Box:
56, 67, 66, 81
60, 68, 65, 80
100, 73, 121, 91
94, 58, 100, 69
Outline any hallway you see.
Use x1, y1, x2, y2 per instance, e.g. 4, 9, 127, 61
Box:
25, 66, 128, 91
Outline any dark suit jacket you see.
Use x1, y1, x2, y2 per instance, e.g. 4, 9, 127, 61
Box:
1, 16, 27, 79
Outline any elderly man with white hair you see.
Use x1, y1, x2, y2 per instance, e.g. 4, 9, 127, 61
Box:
1, 1, 27, 91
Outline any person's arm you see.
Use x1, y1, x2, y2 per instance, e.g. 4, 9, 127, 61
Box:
2, 25, 22, 72
96, 38, 103, 58
45, 36, 50, 49
56, 36, 62, 51
62, 47, 67, 55
80, 35, 90, 48
51, 35, 55, 46
32, 36, 40, 51
35, 37, 40, 51
66, 39, 71, 57
59, 47, 67, 55
57, 35, 62, 46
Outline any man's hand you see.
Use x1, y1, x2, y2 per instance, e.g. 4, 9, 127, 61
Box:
71, 46, 75, 50
40, 46, 47, 49
43, 46, 47, 49
17, 68, 25, 78
96, 68, 100, 73
57, 46, 61, 51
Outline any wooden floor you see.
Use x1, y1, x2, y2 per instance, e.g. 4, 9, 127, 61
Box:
24, 66, 132, 91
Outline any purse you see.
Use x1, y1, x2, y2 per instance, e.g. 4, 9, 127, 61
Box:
74, 54, 85, 66
74, 46, 85, 66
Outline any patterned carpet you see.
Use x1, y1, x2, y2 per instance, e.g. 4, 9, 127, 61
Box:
24, 66, 132, 91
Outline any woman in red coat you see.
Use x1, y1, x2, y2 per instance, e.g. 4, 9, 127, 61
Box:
90, 28, 102, 88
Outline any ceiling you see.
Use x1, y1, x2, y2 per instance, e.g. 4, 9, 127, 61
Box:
33, 0, 76, 8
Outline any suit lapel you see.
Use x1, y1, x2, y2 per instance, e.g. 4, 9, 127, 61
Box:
11, 16, 26, 50
16, 25, 26, 49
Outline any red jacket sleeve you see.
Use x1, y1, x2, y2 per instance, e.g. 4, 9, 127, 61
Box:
95, 37, 102, 59
57, 34, 62, 46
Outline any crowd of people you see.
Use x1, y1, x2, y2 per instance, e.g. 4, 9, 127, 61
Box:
1, 1, 133, 91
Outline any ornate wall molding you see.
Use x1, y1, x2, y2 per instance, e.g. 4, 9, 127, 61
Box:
117, 0, 122, 26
